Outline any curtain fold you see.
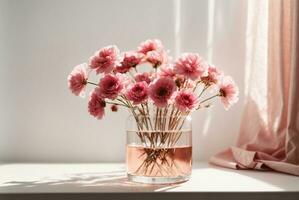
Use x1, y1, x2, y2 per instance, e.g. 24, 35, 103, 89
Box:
210, 0, 299, 176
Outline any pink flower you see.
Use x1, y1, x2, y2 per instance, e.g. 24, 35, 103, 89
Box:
219, 76, 239, 110
138, 39, 167, 68
114, 64, 131, 74
67, 63, 88, 96
201, 65, 222, 85
149, 77, 176, 107
174, 90, 197, 112
89, 45, 119, 74
115, 51, 143, 73
88, 90, 106, 119
146, 50, 167, 68
158, 66, 176, 78
97, 74, 123, 100
138, 39, 164, 55
126, 82, 149, 105
174, 53, 208, 80
134, 72, 151, 84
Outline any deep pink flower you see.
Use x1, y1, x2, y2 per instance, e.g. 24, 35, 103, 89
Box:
201, 65, 222, 85
97, 74, 123, 100
138, 39, 164, 55
126, 82, 149, 105
219, 76, 239, 110
89, 45, 119, 74
174, 91, 197, 112
114, 64, 131, 74
149, 77, 176, 107
158, 66, 176, 78
88, 90, 106, 119
67, 63, 88, 96
134, 72, 151, 84
115, 51, 143, 73
174, 53, 208, 80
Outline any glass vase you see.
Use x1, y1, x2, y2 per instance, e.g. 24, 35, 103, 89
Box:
126, 114, 192, 184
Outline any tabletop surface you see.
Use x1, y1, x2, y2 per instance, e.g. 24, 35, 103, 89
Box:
0, 161, 299, 193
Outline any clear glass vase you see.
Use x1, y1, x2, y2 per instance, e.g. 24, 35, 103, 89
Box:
126, 114, 192, 184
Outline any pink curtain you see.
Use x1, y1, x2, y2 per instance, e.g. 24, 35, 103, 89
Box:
210, 0, 299, 176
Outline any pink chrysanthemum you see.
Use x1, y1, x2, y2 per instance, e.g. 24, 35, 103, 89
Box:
137, 39, 164, 55
115, 51, 143, 73
146, 50, 167, 68
89, 45, 119, 74
158, 66, 176, 78
174, 53, 208, 80
174, 90, 197, 112
88, 90, 106, 119
67, 63, 88, 97
97, 74, 123, 100
134, 72, 152, 84
149, 77, 176, 107
126, 81, 149, 105
219, 76, 239, 110
201, 65, 222, 85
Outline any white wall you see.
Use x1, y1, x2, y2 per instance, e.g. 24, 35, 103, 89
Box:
0, 0, 247, 162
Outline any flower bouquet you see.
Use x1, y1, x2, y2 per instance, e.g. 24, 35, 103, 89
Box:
68, 39, 238, 184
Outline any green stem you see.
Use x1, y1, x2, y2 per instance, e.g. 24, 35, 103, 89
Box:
86, 81, 98, 86
105, 101, 128, 107
198, 85, 209, 98
199, 94, 220, 104
192, 81, 201, 92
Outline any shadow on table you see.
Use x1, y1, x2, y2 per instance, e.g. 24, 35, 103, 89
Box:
0, 169, 181, 193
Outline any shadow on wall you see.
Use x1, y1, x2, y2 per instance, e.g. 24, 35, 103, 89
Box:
190, 0, 248, 161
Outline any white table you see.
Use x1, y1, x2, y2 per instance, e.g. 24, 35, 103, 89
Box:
0, 162, 298, 199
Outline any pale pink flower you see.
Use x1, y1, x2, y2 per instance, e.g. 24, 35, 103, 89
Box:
67, 63, 88, 96
174, 90, 197, 112
158, 66, 176, 78
89, 45, 119, 74
146, 50, 167, 68
134, 72, 151, 84
97, 74, 123, 100
149, 77, 176, 107
219, 76, 239, 110
138, 39, 164, 55
125, 82, 149, 105
115, 51, 143, 73
201, 65, 222, 85
174, 53, 208, 80
138, 39, 167, 68
88, 90, 106, 119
